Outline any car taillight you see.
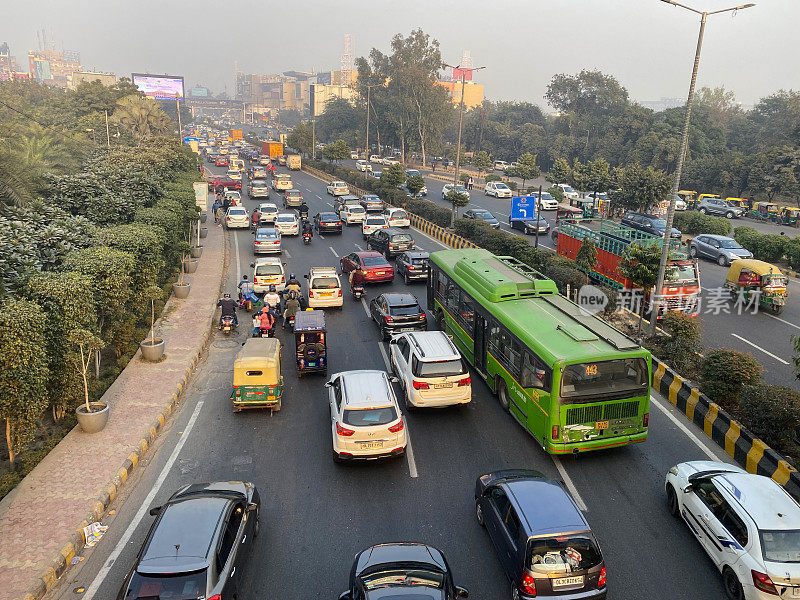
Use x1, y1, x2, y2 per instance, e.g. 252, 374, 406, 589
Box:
752, 570, 778, 595
281, 276, 285, 283
598, 566, 606, 588
388, 418, 404, 433
520, 574, 536, 596
458, 376, 471, 386
336, 221, 341, 225
643, 412, 649, 427
336, 422, 355, 436
385, 315, 394, 323
309, 290, 314, 297
412, 380, 429, 390
253, 277, 258, 284
407, 265, 416, 270
208, 596, 221, 600
338, 289, 342, 297
552, 425, 559, 440
418, 313, 426, 321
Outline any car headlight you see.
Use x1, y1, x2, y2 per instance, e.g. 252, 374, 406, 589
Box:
669, 466, 678, 476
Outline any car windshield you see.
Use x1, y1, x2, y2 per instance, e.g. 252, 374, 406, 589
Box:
406, 170, 420, 177
411, 258, 428, 266
390, 211, 408, 219
540, 193, 554, 200
260, 206, 277, 213
561, 358, 649, 401
473, 210, 494, 218
527, 535, 603, 574
363, 196, 379, 201
390, 234, 413, 243
312, 276, 339, 289
255, 264, 282, 276
759, 529, 800, 563
343, 406, 397, 427
650, 218, 667, 228
668, 263, 698, 282
124, 570, 207, 600
718, 239, 742, 249
361, 568, 445, 591
455, 186, 467, 192
495, 183, 509, 190
287, 191, 301, 197
362, 256, 387, 266
414, 359, 465, 378
349, 206, 365, 213
256, 232, 277, 241
366, 219, 385, 226
319, 213, 338, 220
251, 180, 267, 187
389, 303, 421, 316
562, 186, 575, 193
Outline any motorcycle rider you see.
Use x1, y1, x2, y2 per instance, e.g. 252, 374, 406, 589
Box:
238, 275, 255, 302
285, 273, 302, 296
282, 291, 301, 329
263, 284, 281, 312
349, 267, 365, 294
256, 306, 275, 335
298, 201, 310, 221
216, 293, 238, 327
302, 218, 313, 239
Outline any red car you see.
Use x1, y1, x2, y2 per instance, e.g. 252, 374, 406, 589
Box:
340, 251, 395, 283
207, 177, 242, 191
215, 156, 229, 167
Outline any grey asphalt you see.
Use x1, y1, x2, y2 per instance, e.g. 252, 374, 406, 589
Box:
46, 161, 741, 600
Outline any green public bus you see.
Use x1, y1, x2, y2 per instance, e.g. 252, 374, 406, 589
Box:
427, 248, 651, 454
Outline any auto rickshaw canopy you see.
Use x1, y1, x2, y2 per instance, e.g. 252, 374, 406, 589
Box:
725, 197, 748, 208
780, 206, 800, 216
757, 202, 779, 213
233, 337, 281, 387
678, 190, 698, 200
725, 259, 786, 285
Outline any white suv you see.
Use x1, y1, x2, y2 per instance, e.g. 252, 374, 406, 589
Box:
326, 370, 407, 462
251, 258, 286, 293
389, 331, 471, 409
306, 267, 343, 308
485, 181, 512, 198
340, 204, 367, 226
665, 460, 800, 600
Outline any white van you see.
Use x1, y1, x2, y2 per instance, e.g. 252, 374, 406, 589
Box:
306, 267, 343, 308
251, 258, 286, 293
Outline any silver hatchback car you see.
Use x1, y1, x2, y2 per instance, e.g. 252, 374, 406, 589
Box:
698, 197, 745, 219
689, 234, 753, 266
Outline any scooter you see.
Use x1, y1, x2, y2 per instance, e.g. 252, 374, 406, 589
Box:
351, 284, 365, 300
302, 231, 312, 245
220, 315, 236, 335
254, 326, 275, 338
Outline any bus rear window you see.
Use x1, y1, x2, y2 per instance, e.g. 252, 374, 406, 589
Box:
560, 358, 648, 400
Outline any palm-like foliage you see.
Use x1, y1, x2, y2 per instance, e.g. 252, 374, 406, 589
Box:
0, 147, 34, 207
110, 95, 173, 144
12, 125, 79, 177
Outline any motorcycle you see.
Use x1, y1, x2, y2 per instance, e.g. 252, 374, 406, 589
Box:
351, 284, 365, 300
254, 326, 275, 338
286, 315, 296, 331
302, 231, 312, 245
220, 315, 236, 335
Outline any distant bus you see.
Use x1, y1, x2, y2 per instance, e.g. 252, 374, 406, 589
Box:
427, 248, 651, 454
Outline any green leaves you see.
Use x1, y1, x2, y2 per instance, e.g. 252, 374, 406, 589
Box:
406, 174, 425, 196
322, 139, 351, 163
380, 163, 406, 188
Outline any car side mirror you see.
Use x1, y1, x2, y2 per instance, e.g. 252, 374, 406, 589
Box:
682, 484, 693, 494
390, 376, 400, 383
338, 592, 353, 600
388, 338, 397, 344
324, 381, 332, 388
148, 506, 162, 516
304, 274, 309, 279
455, 586, 469, 598
247, 501, 258, 512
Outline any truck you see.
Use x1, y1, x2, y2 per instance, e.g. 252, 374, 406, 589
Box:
555, 218, 700, 317
261, 141, 283, 159
229, 129, 243, 141
286, 154, 301, 170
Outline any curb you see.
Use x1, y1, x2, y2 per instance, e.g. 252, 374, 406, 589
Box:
21, 234, 229, 600
652, 357, 800, 500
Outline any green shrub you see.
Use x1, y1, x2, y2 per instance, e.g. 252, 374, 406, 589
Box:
547, 186, 565, 202
656, 311, 703, 376
672, 212, 732, 236
484, 174, 501, 183
455, 219, 529, 258
700, 348, 763, 411
755, 233, 788, 263
404, 197, 451, 227
739, 384, 800, 464
506, 181, 518, 191
786, 238, 800, 270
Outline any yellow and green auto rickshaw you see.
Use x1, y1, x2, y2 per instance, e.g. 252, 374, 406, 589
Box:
749, 201, 780, 222
678, 190, 699, 210
723, 259, 789, 315
725, 197, 749, 210
231, 337, 284, 412
778, 206, 800, 227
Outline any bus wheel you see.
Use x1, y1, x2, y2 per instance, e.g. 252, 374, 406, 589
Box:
497, 379, 510, 412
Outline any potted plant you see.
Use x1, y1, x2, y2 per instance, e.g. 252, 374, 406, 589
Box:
173, 256, 191, 297
200, 211, 208, 223
69, 329, 109, 433
140, 285, 166, 361
191, 244, 203, 258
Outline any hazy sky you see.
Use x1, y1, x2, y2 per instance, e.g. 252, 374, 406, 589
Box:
4, 0, 798, 108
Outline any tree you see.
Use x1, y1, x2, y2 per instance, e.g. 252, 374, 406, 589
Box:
546, 158, 572, 185
406, 174, 425, 197
508, 153, 541, 190
472, 150, 492, 172
611, 162, 671, 213
446, 188, 470, 226
545, 70, 629, 116
618, 242, 664, 337
322, 139, 351, 163
0, 298, 49, 465
381, 163, 406, 188
68, 328, 105, 415
287, 121, 313, 156
110, 95, 172, 143
574, 238, 597, 285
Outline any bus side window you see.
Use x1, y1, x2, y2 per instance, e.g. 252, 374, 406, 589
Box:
437, 270, 448, 297
521, 351, 550, 392
508, 338, 523, 377
458, 291, 474, 330
488, 323, 502, 354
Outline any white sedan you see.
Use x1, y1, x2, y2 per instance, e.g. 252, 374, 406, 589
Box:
383, 208, 410, 228
225, 206, 249, 229
362, 215, 388, 240
274, 213, 299, 236
442, 183, 469, 201
226, 169, 242, 181
485, 181, 513, 198
665, 460, 800, 600
326, 181, 350, 196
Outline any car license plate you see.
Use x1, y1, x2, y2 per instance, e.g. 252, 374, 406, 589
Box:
596, 420, 609, 430
398, 328, 414, 332
434, 383, 453, 389
360, 442, 383, 449
552, 576, 584, 589
375, 271, 385, 275
321, 292, 332, 296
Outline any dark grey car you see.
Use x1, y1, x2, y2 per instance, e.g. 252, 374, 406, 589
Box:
368, 227, 415, 258
463, 208, 500, 229
510, 216, 550, 235
339, 543, 469, 600
689, 234, 753, 266
697, 197, 745, 219
475, 470, 607, 600
396, 250, 430, 284
621, 212, 681, 239
116, 481, 260, 600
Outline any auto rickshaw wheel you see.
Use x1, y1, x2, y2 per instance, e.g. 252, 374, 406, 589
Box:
773, 304, 785, 315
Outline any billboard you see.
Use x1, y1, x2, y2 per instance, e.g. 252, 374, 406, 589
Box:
131, 73, 185, 100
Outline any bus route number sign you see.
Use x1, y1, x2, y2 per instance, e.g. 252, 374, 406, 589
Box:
585, 364, 599, 376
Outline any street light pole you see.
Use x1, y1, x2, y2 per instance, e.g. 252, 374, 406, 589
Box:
365, 84, 373, 170
312, 117, 316, 159
649, 0, 754, 333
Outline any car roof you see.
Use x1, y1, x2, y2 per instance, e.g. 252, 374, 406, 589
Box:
340, 370, 393, 408
355, 251, 387, 260
406, 331, 460, 361
276, 213, 297, 219
365, 215, 387, 221
318, 211, 338, 218
387, 207, 406, 213
703, 234, 735, 241
382, 292, 419, 306
259, 203, 277, 209
713, 472, 800, 529
138, 496, 229, 573
254, 257, 282, 266
294, 309, 325, 331
310, 266, 338, 276
504, 478, 588, 537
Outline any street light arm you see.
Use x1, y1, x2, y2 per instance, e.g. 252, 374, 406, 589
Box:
660, 0, 703, 15
708, 3, 755, 14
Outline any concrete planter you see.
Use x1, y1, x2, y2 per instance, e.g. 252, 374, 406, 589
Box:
191, 245, 203, 258
199, 227, 208, 239
75, 402, 109, 433
183, 259, 199, 273
173, 282, 191, 298
140, 338, 165, 362
200, 212, 208, 223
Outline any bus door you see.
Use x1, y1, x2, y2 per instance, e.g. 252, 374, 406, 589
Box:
473, 314, 487, 377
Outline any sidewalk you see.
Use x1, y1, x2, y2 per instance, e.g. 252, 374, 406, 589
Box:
0, 219, 226, 600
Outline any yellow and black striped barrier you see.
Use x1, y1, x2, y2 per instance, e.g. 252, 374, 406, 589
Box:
652, 357, 799, 499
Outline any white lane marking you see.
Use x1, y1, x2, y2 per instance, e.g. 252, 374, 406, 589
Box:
84, 400, 206, 598
234, 229, 242, 283
283, 249, 291, 259
551, 455, 588, 512
649, 394, 721, 461
355, 244, 364, 251
767, 314, 800, 330
378, 342, 418, 478
319, 234, 326, 240
361, 297, 371, 317
316, 194, 323, 200
730, 333, 790, 365
329, 246, 339, 257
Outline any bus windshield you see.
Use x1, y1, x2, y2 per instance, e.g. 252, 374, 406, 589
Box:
561, 358, 648, 400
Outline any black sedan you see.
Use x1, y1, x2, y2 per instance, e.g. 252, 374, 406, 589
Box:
117, 481, 260, 600
314, 212, 343, 234
510, 215, 550, 235
463, 208, 500, 229
395, 250, 429, 284
338, 543, 469, 600
369, 292, 427, 340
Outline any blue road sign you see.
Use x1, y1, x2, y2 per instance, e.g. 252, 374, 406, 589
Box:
511, 196, 537, 221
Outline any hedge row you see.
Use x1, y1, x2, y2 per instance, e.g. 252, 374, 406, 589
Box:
672, 211, 732, 236
733, 226, 800, 267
